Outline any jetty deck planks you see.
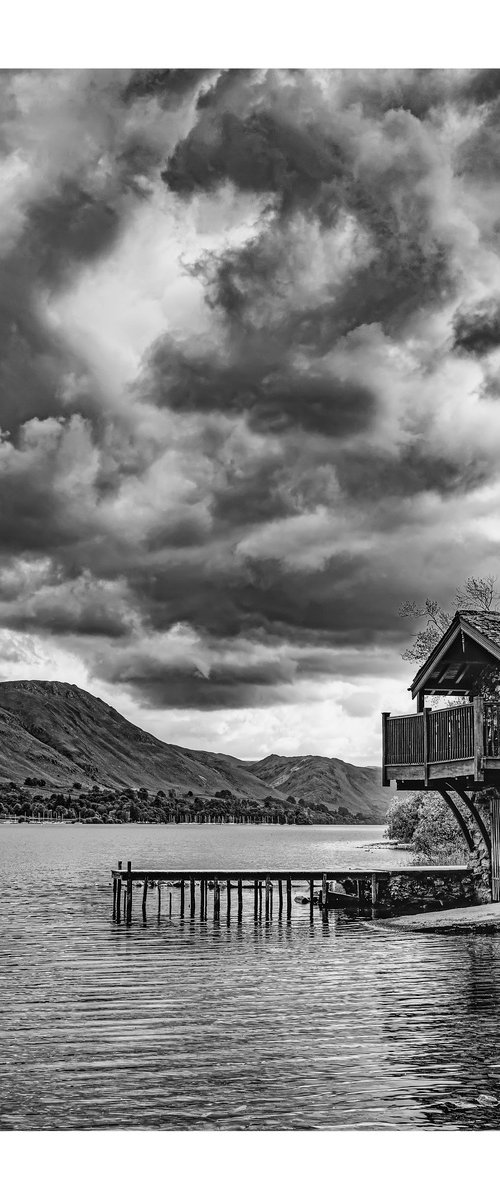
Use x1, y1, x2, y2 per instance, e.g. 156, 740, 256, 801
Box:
111, 862, 472, 925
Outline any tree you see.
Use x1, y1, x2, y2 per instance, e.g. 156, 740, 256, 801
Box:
399, 576, 500, 664
387, 792, 466, 862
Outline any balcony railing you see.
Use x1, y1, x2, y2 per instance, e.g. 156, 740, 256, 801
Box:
382, 699, 500, 785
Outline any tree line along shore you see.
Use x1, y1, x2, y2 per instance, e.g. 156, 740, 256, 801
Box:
0, 779, 374, 826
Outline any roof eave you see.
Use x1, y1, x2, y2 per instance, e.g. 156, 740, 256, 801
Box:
409, 613, 500, 698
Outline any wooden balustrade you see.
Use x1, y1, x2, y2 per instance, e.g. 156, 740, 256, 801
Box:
484, 702, 500, 757
385, 712, 424, 765
427, 704, 474, 763
382, 698, 500, 782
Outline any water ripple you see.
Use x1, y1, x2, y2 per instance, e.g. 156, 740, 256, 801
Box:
1, 824, 500, 1129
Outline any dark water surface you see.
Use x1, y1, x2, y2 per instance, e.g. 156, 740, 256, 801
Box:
1, 824, 500, 1130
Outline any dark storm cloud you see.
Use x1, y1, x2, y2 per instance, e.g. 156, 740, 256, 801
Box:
453, 301, 500, 356
5, 69, 500, 717
123, 69, 212, 106
458, 69, 500, 106
99, 654, 298, 709
163, 109, 349, 215
27, 182, 122, 283
96, 629, 401, 711
335, 443, 493, 504
340, 69, 454, 120
163, 93, 455, 349
122, 552, 404, 645
143, 338, 376, 436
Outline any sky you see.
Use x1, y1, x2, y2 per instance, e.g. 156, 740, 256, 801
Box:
2, 67, 500, 764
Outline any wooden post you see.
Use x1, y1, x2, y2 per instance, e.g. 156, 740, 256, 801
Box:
278, 878, 283, 919
474, 696, 485, 782
126, 860, 132, 924
381, 712, 390, 787
286, 875, 292, 920
371, 873, 378, 906
214, 878, 219, 919
157, 883, 161, 920
142, 876, 148, 922
258, 880, 262, 920
423, 707, 430, 786
180, 879, 185, 917
321, 874, 327, 908
265, 875, 270, 921
238, 878, 243, 920
116, 861, 122, 924
309, 878, 314, 920
169, 891, 172, 917
226, 878, 231, 922
112, 876, 117, 920
254, 880, 258, 920
270, 883, 273, 921
491, 792, 500, 902
189, 875, 195, 916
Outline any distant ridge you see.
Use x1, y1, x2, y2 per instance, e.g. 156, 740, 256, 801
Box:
0, 680, 388, 821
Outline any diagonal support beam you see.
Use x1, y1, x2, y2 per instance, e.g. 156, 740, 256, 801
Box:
446, 782, 491, 857
435, 784, 475, 852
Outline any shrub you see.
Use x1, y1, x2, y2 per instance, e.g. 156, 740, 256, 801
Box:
412, 795, 465, 860
387, 794, 424, 843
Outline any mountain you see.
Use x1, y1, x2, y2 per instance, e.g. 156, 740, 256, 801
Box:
0, 680, 388, 821
243, 754, 387, 821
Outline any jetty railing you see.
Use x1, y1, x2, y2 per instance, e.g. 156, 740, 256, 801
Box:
111, 861, 472, 925
381, 697, 500, 784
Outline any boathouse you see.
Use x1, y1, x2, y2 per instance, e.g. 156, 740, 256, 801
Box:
382, 609, 500, 900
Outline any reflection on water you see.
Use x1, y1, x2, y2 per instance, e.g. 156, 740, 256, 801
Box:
1, 824, 500, 1130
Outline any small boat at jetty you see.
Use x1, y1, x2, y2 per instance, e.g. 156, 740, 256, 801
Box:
319, 881, 360, 910
321, 888, 360, 910
294, 882, 361, 909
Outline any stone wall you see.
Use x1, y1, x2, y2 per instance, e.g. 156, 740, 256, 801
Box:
460, 788, 493, 904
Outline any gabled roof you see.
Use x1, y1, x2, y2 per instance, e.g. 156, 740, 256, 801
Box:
459, 609, 500, 648
410, 609, 500, 697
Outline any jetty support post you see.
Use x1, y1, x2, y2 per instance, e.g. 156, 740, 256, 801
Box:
112, 875, 117, 920
180, 879, 185, 918
270, 883, 273, 921
237, 878, 243, 921
258, 880, 263, 920
254, 879, 258, 921
169, 891, 172, 917
286, 875, 292, 921
309, 878, 315, 921
142, 876, 148, 923
126, 861, 132, 925
278, 878, 283, 920
214, 878, 219, 920
116, 861, 122, 924
265, 875, 270, 922
157, 883, 161, 920
190, 875, 195, 917
226, 878, 231, 923
321, 873, 328, 921
371, 873, 378, 906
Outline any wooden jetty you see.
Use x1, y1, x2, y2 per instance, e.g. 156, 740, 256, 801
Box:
111, 861, 471, 925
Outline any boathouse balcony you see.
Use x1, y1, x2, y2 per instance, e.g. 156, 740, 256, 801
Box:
382, 609, 500, 789
381, 698, 500, 786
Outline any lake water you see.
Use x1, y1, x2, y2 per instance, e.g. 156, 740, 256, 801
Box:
1, 823, 500, 1131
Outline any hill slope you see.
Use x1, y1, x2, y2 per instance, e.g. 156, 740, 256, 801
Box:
243, 754, 387, 821
0, 680, 388, 820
